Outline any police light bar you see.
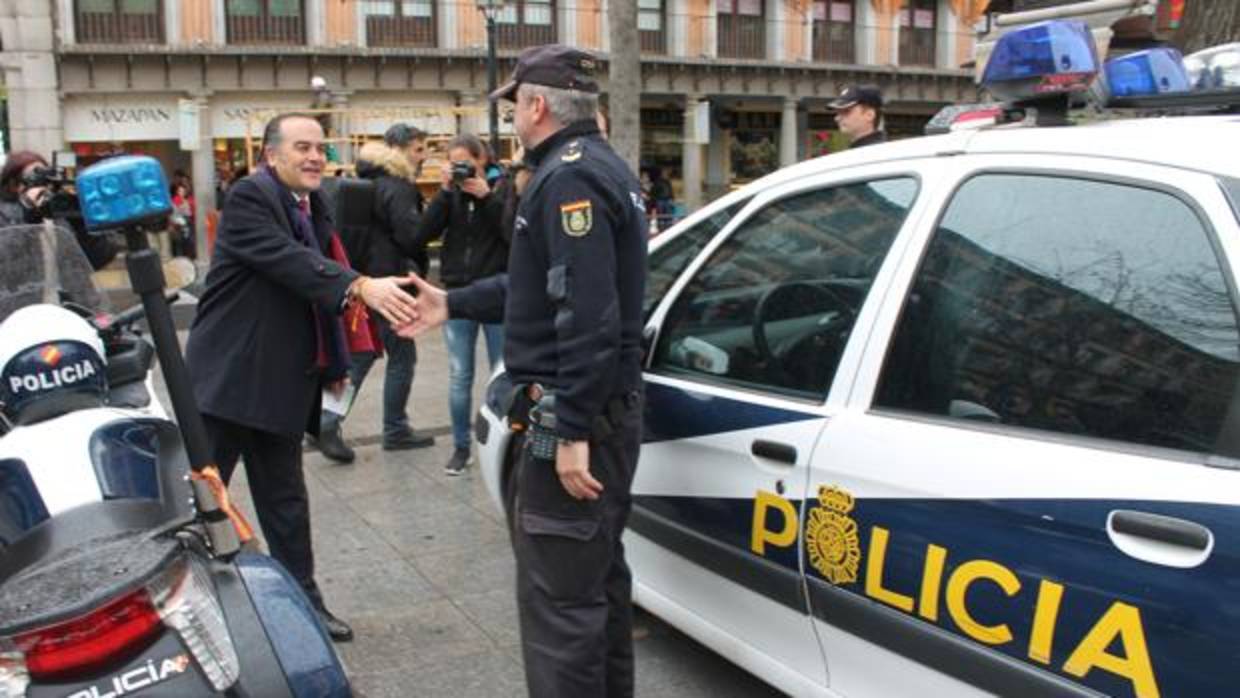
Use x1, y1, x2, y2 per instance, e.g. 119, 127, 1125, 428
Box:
1184, 42, 1240, 90
77, 155, 172, 233
1102, 48, 1190, 98
981, 19, 1099, 102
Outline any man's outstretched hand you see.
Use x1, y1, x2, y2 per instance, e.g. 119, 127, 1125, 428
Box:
357, 275, 420, 325
393, 273, 448, 338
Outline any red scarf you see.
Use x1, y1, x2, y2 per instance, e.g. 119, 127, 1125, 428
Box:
326, 233, 383, 358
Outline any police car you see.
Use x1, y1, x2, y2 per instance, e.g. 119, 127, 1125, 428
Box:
476, 21, 1240, 698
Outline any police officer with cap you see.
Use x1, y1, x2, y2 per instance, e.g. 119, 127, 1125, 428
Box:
831, 84, 887, 148
401, 43, 647, 698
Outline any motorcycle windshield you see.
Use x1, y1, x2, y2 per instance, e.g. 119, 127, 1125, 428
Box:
0, 223, 106, 324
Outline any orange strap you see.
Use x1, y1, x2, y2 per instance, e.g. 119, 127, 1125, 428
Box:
191, 465, 256, 543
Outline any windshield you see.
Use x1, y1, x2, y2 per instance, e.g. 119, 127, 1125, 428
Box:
0, 223, 106, 323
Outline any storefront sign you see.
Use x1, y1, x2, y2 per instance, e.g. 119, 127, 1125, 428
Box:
64, 95, 180, 142
210, 94, 310, 140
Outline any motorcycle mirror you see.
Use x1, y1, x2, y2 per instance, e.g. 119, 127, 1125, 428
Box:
163, 257, 197, 291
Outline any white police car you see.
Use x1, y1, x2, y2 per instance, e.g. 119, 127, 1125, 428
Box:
476, 22, 1240, 698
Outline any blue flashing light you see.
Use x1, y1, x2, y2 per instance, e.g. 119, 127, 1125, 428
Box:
1104, 48, 1190, 97
77, 155, 172, 233
982, 20, 1099, 101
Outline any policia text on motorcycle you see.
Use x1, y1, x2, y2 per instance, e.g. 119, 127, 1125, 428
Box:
402, 44, 649, 698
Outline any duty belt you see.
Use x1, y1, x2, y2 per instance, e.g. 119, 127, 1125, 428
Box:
508, 384, 640, 441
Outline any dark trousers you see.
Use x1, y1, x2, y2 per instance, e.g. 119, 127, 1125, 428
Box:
204, 414, 323, 606
321, 317, 418, 440
511, 395, 642, 698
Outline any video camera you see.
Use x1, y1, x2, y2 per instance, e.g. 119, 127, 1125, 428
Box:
20, 157, 81, 222
450, 160, 475, 188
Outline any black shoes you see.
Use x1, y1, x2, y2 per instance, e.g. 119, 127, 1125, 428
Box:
315, 605, 354, 643
444, 448, 471, 476
315, 425, 355, 464
382, 430, 435, 451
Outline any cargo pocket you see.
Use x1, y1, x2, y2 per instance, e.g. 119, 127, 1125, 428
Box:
516, 448, 610, 601
518, 510, 609, 601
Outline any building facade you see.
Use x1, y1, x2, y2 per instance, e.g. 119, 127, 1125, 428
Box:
0, 0, 980, 249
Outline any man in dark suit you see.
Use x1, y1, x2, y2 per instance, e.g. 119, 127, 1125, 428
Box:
186, 113, 419, 642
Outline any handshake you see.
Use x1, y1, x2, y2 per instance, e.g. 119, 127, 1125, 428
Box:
348, 273, 445, 339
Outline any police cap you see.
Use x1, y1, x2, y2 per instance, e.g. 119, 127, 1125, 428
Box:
829, 84, 884, 110
490, 44, 600, 102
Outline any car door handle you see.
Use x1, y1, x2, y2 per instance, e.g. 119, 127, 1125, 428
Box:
1106, 510, 1214, 569
751, 439, 797, 465
1109, 510, 1210, 550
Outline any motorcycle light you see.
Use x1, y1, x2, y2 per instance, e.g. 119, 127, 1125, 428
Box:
76, 155, 172, 233
9, 585, 163, 681
149, 556, 240, 692
0, 555, 239, 695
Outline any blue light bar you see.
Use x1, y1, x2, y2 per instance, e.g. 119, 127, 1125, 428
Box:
982, 20, 1099, 102
1104, 48, 1190, 97
77, 155, 172, 233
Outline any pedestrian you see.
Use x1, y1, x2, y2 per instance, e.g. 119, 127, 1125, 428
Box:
830, 84, 887, 148
401, 44, 648, 697
312, 123, 436, 462
170, 179, 196, 258
411, 133, 508, 475
185, 112, 421, 643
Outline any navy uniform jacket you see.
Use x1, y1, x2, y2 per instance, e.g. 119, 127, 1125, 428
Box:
186, 172, 359, 439
448, 120, 648, 440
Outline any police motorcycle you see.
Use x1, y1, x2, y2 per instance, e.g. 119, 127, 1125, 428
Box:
0, 157, 352, 697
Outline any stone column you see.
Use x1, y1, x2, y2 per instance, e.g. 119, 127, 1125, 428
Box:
330, 90, 352, 163
681, 96, 705, 212
779, 97, 799, 167
189, 92, 215, 261
1, 2, 62, 155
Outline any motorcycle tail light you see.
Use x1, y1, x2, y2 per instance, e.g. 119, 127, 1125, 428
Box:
146, 556, 240, 692
0, 555, 240, 696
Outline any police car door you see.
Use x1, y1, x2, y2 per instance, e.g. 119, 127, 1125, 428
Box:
807, 153, 1240, 698
628, 163, 937, 695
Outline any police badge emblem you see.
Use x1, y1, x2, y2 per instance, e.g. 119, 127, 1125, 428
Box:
560, 200, 593, 237
805, 485, 861, 585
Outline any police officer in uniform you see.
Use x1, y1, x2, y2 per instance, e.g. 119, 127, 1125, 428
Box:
402, 44, 647, 698
831, 84, 888, 148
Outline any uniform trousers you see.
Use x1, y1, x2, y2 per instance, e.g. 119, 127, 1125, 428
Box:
510, 393, 642, 698
203, 414, 323, 606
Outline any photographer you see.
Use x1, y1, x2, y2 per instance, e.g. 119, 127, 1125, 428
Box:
0, 151, 118, 270
412, 133, 508, 475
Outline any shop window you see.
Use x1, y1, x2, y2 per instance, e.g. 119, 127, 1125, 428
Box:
226, 0, 306, 45
639, 0, 666, 54
497, 0, 556, 49
75, 0, 164, 43
898, 0, 937, 67
812, 0, 855, 63
363, 1, 436, 47
718, 0, 765, 60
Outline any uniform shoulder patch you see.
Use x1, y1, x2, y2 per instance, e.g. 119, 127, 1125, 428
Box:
561, 140, 583, 162
560, 199, 593, 237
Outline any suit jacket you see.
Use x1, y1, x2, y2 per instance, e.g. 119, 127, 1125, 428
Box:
186, 171, 359, 439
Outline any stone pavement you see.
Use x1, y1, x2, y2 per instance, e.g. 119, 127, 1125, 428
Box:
167, 319, 782, 697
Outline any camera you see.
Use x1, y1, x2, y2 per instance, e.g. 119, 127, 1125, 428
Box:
450, 160, 474, 187
21, 164, 80, 221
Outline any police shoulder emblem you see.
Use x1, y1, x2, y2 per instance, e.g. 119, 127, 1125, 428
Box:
561, 140, 583, 162
560, 199, 593, 237
805, 485, 861, 585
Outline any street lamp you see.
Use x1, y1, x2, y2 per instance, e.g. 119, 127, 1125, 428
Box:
476, 0, 507, 157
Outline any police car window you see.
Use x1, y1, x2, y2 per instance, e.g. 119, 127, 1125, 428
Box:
876, 173, 1240, 456
652, 178, 917, 400
644, 197, 752, 321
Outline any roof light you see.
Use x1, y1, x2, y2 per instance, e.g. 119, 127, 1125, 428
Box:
1184, 42, 1240, 90
77, 155, 172, 233
1103, 48, 1190, 98
981, 19, 1099, 102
